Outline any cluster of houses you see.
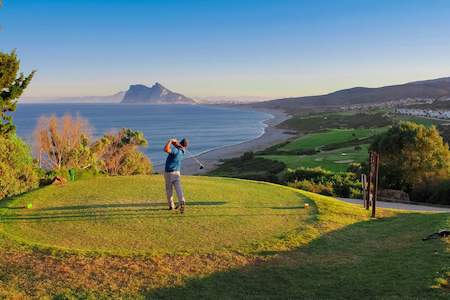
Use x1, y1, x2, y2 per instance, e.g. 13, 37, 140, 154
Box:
395, 108, 450, 120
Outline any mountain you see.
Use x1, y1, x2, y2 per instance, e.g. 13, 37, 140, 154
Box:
252, 77, 450, 111
121, 83, 195, 104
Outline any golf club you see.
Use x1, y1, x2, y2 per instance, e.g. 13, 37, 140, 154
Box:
185, 149, 205, 170
173, 139, 205, 170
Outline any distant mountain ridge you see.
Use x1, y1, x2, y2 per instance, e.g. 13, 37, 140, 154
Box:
21, 83, 195, 104
121, 83, 195, 104
252, 77, 450, 110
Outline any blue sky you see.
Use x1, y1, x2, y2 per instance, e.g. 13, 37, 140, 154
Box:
1, 0, 450, 99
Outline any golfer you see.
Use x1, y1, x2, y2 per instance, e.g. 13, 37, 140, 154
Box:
164, 138, 188, 213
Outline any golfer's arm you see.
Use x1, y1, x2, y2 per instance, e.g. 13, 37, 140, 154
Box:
164, 140, 172, 153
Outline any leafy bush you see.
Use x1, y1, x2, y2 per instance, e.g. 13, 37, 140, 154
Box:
410, 177, 450, 205
284, 167, 334, 183
347, 163, 363, 175
240, 151, 255, 161
93, 128, 152, 176
288, 180, 334, 196
0, 135, 38, 199
331, 174, 361, 198
118, 150, 152, 175
350, 187, 363, 199
284, 167, 361, 198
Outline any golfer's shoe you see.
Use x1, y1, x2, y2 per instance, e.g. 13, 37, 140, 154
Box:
176, 203, 186, 214
168, 206, 174, 211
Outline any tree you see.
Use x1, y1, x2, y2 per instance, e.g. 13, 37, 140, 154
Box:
0, 50, 35, 136
34, 115, 152, 176
370, 121, 450, 192
34, 114, 93, 170
92, 128, 152, 175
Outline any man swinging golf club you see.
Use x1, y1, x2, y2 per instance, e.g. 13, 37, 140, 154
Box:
164, 138, 189, 213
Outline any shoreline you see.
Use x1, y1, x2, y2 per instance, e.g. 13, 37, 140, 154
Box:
159, 107, 294, 175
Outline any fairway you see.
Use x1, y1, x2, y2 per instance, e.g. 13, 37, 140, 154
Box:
280, 128, 388, 151
1, 176, 310, 255
262, 144, 370, 172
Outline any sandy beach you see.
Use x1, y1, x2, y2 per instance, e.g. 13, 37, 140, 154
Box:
155, 107, 293, 175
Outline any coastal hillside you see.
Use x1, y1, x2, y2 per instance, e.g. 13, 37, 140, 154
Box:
252, 77, 450, 111
121, 82, 196, 104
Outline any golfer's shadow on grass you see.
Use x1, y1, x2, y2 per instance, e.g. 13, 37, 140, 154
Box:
40, 201, 227, 211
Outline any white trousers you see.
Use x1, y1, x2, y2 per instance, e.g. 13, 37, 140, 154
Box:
164, 171, 185, 208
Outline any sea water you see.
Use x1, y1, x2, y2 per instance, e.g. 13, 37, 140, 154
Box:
14, 104, 271, 165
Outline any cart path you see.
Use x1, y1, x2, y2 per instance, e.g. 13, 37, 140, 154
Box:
337, 198, 450, 212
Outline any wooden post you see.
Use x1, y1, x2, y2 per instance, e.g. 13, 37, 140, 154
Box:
371, 152, 380, 218
361, 174, 368, 209
367, 152, 373, 210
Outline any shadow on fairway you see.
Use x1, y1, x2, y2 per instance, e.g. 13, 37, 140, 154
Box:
40, 201, 227, 211
271, 205, 306, 210
144, 212, 450, 299
0, 199, 307, 223
0, 211, 302, 223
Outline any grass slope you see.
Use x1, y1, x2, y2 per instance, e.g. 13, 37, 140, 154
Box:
0, 176, 448, 299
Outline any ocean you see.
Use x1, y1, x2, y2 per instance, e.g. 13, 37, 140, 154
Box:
14, 104, 271, 166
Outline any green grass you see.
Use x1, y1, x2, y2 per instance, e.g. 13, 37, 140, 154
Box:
279, 112, 392, 133
0, 176, 448, 299
262, 144, 370, 172
0, 176, 309, 255
280, 127, 388, 151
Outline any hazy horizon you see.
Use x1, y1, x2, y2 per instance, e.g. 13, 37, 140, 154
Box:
2, 0, 450, 99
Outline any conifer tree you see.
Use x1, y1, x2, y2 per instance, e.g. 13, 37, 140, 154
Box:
0, 50, 35, 136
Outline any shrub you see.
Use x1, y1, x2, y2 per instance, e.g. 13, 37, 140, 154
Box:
118, 150, 152, 175
331, 174, 361, 198
288, 180, 334, 196
0, 135, 38, 199
284, 167, 333, 183
347, 163, 363, 175
93, 128, 152, 175
240, 151, 255, 161
410, 177, 450, 205
284, 167, 362, 198
350, 187, 363, 199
